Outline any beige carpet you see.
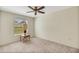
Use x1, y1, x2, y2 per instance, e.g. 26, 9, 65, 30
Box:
0, 38, 79, 53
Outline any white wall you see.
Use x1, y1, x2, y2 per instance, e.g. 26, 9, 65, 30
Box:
27, 18, 35, 37
35, 7, 79, 49
0, 11, 1, 43
0, 11, 35, 45
0, 11, 16, 45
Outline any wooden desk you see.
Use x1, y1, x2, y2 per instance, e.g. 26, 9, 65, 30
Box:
20, 34, 30, 42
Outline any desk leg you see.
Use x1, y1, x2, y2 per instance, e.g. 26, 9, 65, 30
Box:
20, 36, 21, 41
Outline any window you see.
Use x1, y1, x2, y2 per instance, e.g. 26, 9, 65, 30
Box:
14, 17, 28, 34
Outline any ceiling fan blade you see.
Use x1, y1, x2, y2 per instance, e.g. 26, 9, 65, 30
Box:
38, 6, 45, 10
27, 11, 34, 13
28, 6, 34, 10
38, 11, 45, 14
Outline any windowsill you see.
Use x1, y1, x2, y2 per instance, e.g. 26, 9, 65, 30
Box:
14, 33, 29, 36
14, 33, 24, 36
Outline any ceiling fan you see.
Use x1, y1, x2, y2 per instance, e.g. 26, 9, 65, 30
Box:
27, 6, 45, 15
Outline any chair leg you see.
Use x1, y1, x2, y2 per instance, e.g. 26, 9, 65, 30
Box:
29, 36, 30, 40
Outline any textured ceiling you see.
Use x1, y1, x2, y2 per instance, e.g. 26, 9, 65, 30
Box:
0, 6, 72, 17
